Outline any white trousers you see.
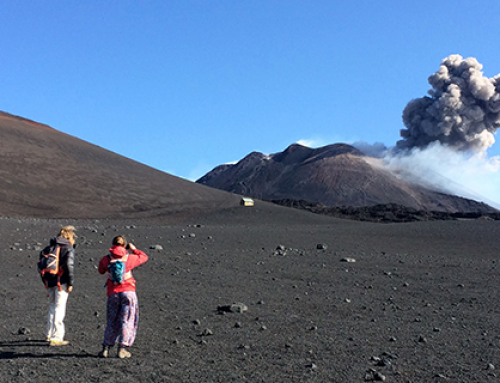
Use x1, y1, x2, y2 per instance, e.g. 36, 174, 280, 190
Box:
46, 284, 69, 341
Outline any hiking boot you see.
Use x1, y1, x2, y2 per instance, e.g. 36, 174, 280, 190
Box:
49, 340, 69, 346
118, 347, 131, 359
98, 346, 110, 358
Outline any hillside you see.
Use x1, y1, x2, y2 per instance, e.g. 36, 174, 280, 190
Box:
0, 111, 240, 218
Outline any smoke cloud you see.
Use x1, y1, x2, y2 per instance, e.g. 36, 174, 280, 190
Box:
351, 55, 500, 208
398, 54, 500, 152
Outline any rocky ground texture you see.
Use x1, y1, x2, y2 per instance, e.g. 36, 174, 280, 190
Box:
271, 200, 500, 223
1, 202, 499, 383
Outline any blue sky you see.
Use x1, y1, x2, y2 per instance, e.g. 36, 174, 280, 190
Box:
2, 1, 500, 183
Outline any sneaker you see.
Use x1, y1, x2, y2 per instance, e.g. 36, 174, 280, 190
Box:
98, 346, 110, 358
49, 340, 69, 346
118, 347, 131, 359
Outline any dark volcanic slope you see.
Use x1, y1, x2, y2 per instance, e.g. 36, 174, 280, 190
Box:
0, 111, 240, 218
1, 205, 500, 382
197, 143, 495, 213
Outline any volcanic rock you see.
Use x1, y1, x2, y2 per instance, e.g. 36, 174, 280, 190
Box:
217, 303, 248, 313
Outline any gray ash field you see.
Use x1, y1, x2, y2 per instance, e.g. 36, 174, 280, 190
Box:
1, 202, 499, 383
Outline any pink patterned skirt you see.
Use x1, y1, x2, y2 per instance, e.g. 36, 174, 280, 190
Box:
103, 291, 139, 347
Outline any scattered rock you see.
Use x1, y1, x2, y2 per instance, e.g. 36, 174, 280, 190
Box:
340, 257, 356, 263
274, 245, 287, 256
17, 327, 30, 335
238, 344, 250, 350
305, 362, 317, 370
316, 243, 328, 250
217, 303, 248, 313
150, 244, 163, 251
365, 369, 386, 381
201, 328, 213, 336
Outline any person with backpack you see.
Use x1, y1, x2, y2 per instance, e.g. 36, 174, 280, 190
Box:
38, 225, 76, 346
98, 235, 148, 358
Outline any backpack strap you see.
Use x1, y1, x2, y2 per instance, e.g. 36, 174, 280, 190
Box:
40, 246, 61, 276
108, 271, 133, 281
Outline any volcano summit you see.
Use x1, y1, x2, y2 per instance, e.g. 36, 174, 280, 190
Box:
197, 142, 496, 213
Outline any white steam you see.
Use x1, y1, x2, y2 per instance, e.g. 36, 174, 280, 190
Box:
398, 54, 500, 152
384, 143, 500, 209
351, 141, 388, 158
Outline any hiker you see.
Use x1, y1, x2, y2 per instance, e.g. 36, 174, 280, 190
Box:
38, 225, 76, 346
98, 235, 148, 358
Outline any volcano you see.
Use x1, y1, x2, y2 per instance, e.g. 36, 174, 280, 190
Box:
0, 111, 240, 218
0, 114, 498, 383
197, 143, 496, 213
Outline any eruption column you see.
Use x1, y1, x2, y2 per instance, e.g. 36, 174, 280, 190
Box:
398, 54, 500, 152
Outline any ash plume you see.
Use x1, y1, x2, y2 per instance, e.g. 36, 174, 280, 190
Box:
398, 54, 500, 152
357, 55, 500, 209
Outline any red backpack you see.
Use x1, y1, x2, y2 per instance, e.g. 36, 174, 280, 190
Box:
38, 245, 64, 290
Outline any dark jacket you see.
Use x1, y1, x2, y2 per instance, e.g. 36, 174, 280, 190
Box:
39, 236, 75, 287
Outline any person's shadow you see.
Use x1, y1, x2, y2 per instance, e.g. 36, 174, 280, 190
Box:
0, 340, 95, 359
